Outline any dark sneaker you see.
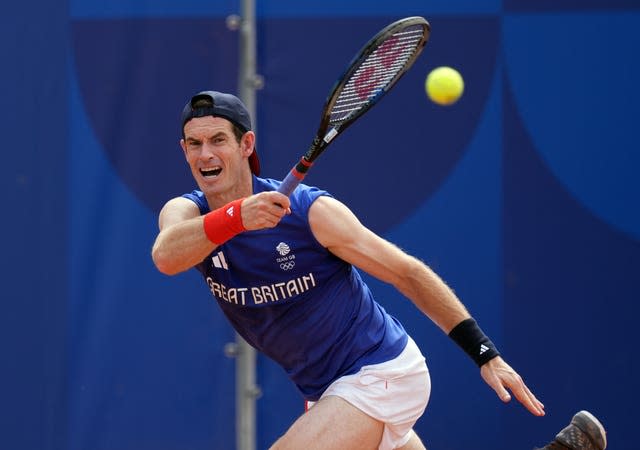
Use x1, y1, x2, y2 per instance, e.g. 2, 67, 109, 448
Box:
554, 410, 607, 450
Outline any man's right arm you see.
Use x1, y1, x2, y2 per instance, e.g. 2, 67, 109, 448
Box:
151, 197, 217, 275
151, 191, 291, 276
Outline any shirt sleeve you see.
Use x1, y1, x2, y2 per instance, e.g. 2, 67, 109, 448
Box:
181, 190, 210, 215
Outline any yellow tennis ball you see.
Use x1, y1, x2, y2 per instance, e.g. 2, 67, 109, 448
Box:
425, 66, 464, 106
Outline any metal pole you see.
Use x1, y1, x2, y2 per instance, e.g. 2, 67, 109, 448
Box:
225, 1, 261, 449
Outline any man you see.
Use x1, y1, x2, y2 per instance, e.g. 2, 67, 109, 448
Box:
152, 91, 605, 450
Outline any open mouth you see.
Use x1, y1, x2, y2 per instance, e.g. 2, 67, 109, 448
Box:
200, 167, 222, 178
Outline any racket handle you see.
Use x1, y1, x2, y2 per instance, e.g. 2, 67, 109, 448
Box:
278, 170, 304, 197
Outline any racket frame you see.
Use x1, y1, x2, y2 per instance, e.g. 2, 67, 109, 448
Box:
278, 16, 431, 196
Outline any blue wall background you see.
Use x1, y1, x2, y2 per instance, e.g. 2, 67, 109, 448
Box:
2, 1, 639, 449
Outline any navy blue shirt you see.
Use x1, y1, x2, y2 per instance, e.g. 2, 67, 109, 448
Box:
183, 176, 408, 401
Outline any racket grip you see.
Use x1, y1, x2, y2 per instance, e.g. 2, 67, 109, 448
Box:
278, 170, 304, 197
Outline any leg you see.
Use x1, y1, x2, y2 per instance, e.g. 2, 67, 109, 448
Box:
396, 429, 426, 450
270, 395, 384, 450
536, 411, 607, 450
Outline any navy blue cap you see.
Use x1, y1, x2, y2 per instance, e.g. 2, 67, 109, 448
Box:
181, 91, 260, 175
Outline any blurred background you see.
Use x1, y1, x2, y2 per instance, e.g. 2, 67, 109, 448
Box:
2, 0, 639, 449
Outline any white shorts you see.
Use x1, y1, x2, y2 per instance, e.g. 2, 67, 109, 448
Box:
307, 337, 431, 450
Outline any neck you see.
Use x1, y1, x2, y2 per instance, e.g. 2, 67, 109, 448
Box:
205, 173, 254, 210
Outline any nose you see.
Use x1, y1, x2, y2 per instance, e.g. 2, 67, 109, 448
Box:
200, 141, 216, 159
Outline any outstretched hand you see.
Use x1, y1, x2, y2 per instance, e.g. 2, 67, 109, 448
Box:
480, 356, 545, 416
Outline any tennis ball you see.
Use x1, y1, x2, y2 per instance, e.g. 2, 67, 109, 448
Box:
425, 66, 464, 106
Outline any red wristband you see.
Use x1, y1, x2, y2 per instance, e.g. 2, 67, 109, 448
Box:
203, 198, 246, 245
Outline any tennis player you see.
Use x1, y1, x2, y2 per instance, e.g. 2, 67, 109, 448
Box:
152, 91, 605, 450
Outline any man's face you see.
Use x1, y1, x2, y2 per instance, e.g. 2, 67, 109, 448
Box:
180, 116, 252, 196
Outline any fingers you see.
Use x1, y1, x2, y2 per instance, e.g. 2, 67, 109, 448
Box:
269, 192, 292, 215
481, 363, 512, 403
494, 379, 512, 403
481, 357, 545, 417
241, 192, 292, 230
518, 382, 545, 416
505, 373, 545, 416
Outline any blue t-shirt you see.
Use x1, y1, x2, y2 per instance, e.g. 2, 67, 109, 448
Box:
183, 176, 408, 401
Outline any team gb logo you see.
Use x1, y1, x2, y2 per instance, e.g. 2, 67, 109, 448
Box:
276, 242, 290, 256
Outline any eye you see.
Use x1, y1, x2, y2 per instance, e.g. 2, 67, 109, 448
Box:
186, 141, 201, 151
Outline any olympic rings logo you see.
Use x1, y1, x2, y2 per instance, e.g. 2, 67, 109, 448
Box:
280, 261, 296, 271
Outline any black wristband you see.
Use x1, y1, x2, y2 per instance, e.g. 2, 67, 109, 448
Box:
448, 318, 500, 367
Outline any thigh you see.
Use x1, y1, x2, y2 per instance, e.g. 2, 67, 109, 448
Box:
270, 395, 384, 450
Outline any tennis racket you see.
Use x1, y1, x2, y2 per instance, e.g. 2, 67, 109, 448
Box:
277, 16, 430, 196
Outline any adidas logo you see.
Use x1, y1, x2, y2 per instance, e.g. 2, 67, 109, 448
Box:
226, 206, 235, 217
211, 251, 229, 270
479, 344, 489, 355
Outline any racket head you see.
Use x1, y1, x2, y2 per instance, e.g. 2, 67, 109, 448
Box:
307, 16, 431, 161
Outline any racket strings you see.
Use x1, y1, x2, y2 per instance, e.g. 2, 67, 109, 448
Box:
330, 25, 426, 124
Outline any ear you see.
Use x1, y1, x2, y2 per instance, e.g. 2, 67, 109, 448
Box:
179, 139, 188, 160
240, 131, 256, 157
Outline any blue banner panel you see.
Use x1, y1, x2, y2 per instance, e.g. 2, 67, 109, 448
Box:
505, 0, 640, 11
5, 1, 640, 450
0, 2, 68, 450
504, 77, 640, 450
68, 68, 237, 450
504, 12, 640, 241
257, 16, 499, 234
70, 0, 500, 19
72, 18, 239, 214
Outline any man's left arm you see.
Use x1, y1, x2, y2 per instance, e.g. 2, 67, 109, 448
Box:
308, 196, 545, 416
